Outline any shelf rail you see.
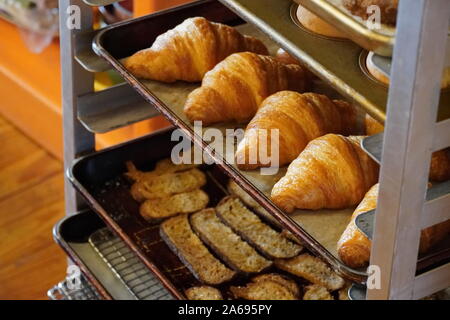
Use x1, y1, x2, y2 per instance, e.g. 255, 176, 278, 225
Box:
368, 0, 450, 300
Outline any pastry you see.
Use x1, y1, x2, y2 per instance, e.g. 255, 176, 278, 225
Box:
235, 91, 359, 169
271, 134, 379, 212
337, 183, 450, 268
124, 17, 268, 82
184, 52, 310, 125
296, 4, 347, 38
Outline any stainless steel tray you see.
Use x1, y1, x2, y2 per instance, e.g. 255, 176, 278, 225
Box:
53, 210, 171, 300
92, 0, 450, 284
91, 0, 372, 283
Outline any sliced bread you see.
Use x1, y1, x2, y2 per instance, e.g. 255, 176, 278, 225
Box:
190, 209, 272, 274
160, 214, 235, 285
185, 286, 223, 300
131, 168, 206, 202
303, 285, 334, 300
140, 189, 209, 221
125, 159, 197, 182
274, 254, 345, 291
227, 180, 280, 226
216, 197, 302, 259
252, 273, 300, 297
230, 280, 298, 300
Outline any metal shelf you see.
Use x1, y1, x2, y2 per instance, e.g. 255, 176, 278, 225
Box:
78, 83, 160, 133
59, 0, 450, 300
75, 28, 112, 72
218, 0, 450, 123
356, 180, 450, 240
349, 275, 450, 300
361, 133, 383, 164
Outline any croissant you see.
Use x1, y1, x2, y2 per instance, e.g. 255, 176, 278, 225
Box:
271, 134, 379, 212
338, 183, 450, 268
183, 52, 310, 125
365, 114, 450, 182
429, 148, 450, 182
123, 17, 268, 83
235, 91, 359, 170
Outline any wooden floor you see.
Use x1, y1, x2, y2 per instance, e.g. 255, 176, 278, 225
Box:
0, 115, 66, 300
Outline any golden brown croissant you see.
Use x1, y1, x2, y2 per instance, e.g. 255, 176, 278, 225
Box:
271, 134, 379, 212
365, 114, 450, 182
338, 183, 450, 268
235, 91, 359, 170
429, 148, 450, 182
183, 52, 310, 125
123, 17, 268, 83
337, 184, 377, 268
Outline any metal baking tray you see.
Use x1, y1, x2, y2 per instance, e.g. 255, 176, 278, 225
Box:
54, 210, 172, 300
90, 0, 449, 283
53, 210, 122, 300
91, 0, 369, 283
69, 128, 342, 298
294, 0, 395, 56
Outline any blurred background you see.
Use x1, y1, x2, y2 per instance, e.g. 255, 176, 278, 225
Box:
0, 0, 191, 299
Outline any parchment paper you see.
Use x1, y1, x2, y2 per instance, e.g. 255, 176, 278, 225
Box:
139, 24, 363, 260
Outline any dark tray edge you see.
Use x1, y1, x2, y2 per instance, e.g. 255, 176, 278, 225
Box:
67, 128, 185, 300
52, 210, 113, 300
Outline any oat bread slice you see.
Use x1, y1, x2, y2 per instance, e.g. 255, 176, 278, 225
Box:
190, 209, 272, 274
185, 286, 223, 300
160, 214, 235, 285
216, 197, 302, 259
131, 168, 206, 202
303, 285, 334, 300
252, 273, 300, 297
125, 159, 197, 182
140, 189, 209, 221
227, 180, 280, 226
230, 280, 298, 300
274, 254, 345, 291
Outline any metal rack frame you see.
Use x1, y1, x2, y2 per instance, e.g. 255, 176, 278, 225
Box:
58, 0, 450, 300
368, 0, 450, 300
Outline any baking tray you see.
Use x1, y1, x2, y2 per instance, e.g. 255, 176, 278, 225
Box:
91, 0, 450, 284
53, 210, 122, 300
294, 0, 395, 56
91, 0, 370, 283
55, 210, 174, 300
69, 128, 343, 298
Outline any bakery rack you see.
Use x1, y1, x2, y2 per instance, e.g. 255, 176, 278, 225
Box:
53, 0, 450, 300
